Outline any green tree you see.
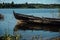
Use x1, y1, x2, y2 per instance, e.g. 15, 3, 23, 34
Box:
11, 1, 14, 5
2, 2, 5, 8
25, 2, 28, 5
11, 1, 14, 8
3, 2, 4, 5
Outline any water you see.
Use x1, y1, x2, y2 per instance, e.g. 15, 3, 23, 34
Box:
0, 8, 60, 40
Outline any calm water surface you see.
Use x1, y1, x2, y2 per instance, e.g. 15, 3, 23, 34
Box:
0, 8, 60, 40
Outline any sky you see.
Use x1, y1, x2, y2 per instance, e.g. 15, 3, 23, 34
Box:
0, 0, 60, 4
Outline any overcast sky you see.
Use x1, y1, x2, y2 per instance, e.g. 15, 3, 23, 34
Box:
0, 0, 60, 4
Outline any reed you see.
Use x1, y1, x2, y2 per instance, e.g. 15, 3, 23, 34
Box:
0, 28, 60, 40
0, 28, 22, 40
32, 35, 43, 40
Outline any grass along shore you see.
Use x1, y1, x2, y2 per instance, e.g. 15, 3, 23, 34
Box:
0, 30, 60, 40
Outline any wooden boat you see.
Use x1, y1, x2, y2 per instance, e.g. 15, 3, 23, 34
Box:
13, 11, 60, 32
13, 11, 60, 26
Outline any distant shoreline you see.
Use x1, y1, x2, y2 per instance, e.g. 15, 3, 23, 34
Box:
0, 7, 60, 8
0, 2, 60, 8
0, 7, 60, 9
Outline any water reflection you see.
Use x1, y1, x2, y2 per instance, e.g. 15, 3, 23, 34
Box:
0, 9, 60, 40
14, 22, 60, 32
0, 14, 4, 20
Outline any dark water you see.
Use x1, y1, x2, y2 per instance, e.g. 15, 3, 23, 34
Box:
0, 8, 60, 40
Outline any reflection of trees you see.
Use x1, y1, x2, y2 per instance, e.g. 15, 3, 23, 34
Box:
50, 8, 60, 18
50, 10, 58, 18
50, 10, 55, 18
58, 8, 60, 18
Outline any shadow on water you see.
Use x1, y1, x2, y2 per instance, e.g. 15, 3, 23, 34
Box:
14, 21, 60, 32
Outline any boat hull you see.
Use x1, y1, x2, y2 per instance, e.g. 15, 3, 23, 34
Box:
13, 11, 60, 26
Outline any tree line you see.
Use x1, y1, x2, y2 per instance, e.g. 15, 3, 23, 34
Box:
0, 2, 60, 8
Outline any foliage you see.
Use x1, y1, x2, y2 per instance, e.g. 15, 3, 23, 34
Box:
0, 2, 60, 8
